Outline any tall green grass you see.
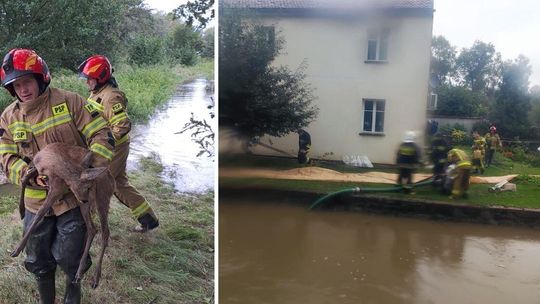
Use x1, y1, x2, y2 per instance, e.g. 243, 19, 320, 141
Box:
0, 60, 214, 122
0, 156, 214, 304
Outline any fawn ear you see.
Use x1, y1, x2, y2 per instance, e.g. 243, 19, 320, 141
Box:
80, 167, 108, 181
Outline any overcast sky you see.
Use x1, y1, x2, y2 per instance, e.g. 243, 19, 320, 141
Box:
144, 0, 187, 13
432, 0, 540, 88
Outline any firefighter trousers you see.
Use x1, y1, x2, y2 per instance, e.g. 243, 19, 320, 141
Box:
23, 207, 91, 280
109, 141, 157, 221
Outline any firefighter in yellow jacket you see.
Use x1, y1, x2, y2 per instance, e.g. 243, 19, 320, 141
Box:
447, 148, 472, 199
0, 49, 114, 303
78, 55, 159, 232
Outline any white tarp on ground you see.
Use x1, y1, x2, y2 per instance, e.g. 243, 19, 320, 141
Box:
220, 167, 518, 184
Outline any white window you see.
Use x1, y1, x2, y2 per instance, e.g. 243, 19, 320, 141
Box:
428, 93, 438, 110
362, 99, 385, 133
366, 28, 389, 62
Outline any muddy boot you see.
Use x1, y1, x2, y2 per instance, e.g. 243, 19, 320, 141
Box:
36, 271, 56, 304
135, 213, 159, 233
64, 277, 81, 304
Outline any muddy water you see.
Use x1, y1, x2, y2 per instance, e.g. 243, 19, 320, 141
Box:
220, 200, 540, 303
128, 78, 215, 193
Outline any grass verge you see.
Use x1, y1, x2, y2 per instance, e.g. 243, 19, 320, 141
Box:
0, 156, 214, 304
220, 152, 540, 209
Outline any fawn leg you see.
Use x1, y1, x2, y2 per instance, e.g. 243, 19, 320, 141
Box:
91, 200, 110, 289
11, 179, 64, 257
74, 201, 96, 284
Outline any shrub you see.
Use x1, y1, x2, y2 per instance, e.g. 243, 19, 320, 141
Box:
128, 35, 165, 66
439, 123, 471, 146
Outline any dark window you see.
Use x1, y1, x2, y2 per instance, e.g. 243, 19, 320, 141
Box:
363, 99, 385, 133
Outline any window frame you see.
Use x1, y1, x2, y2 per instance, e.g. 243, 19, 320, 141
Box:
365, 28, 390, 63
360, 98, 386, 135
428, 93, 438, 110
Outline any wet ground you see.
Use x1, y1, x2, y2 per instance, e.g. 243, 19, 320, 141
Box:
220, 199, 540, 303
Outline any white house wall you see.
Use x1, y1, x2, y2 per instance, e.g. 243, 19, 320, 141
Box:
251, 13, 433, 164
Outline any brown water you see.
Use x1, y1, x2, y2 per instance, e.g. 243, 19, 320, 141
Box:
220, 200, 540, 303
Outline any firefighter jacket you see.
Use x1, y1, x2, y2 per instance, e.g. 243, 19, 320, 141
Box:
299, 131, 311, 152
87, 84, 131, 147
397, 142, 421, 167
447, 148, 472, 168
472, 136, 486, 159
430, 135, 450, 164
0, 87, 115, 215
485, 133, 502, 150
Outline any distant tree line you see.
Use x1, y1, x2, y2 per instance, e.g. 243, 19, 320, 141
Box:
0, 0, 214, 72
431, 36, 538, 140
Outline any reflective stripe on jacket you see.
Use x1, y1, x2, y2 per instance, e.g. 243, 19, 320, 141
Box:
0, 87, 114, 215
88, 84, 131, 146
447, 148, 471, 168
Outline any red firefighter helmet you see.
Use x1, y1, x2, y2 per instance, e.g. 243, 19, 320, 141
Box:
77, 55, 112, 84
0, 48, 51, 96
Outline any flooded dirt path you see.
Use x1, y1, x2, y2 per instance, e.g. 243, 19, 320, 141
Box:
220, 200, 540, 303
128, 78, 215, 193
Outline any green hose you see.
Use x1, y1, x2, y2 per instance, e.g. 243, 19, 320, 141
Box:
309, 177, 433, 210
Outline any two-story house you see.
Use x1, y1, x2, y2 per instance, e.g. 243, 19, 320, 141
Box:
222, 0, 434, 164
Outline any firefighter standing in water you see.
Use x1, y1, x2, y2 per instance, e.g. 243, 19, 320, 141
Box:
78, 55, 159, 232
396, 131, 421, 194
447, 148, 472, 199
0, 49, 115, 303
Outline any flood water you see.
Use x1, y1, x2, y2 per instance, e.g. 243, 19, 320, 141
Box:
128, 78, 215, 193
220, 200, 540, 303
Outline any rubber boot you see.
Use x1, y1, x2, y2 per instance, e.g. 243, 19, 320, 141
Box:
136, 213, 159, 232
36, 271, 56, 304
64, 276, 81, 304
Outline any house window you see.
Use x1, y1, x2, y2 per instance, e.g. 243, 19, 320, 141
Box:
366, 29, 389, 62
362, 99, 385, 133
428, 93, 438, 110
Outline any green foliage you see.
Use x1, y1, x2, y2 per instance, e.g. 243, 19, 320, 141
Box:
219, 9, 318, 139
0, 90, 13, 112
451, 129, 469, 146
128, 34, 165, 66
116, 65, 177, 122
513, 174, 540, 186
489, 55, 532, 139
52, 69, 88, 97
430, 35, 456, 85
166, 24, 203, 66
438, 123, 471, 146
0, 0, 138, 70
172, 0, 215, 30
471, 120, 491, 135
455, 40, 502, 95
435, 85, 487, 117
201, 27, 215, 58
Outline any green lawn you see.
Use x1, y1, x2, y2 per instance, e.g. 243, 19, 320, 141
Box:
220, 151, 540, 209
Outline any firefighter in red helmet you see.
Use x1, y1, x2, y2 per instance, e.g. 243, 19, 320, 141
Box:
0, 48, 114, 303
78, 55, 159, 232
